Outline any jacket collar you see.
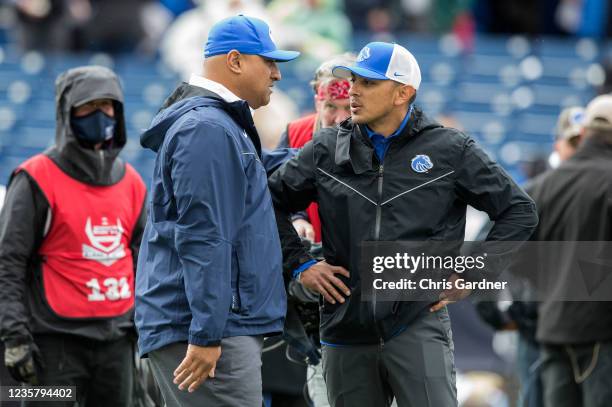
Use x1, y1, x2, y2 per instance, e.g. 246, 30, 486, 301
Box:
335, 123, 374, 174
152, 83, 262, 157
334, 107, 440, 174
188, 74, 242, 103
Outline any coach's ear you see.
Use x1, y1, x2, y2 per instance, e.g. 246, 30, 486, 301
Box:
393, 84, 416, 107
226, 50, 244, 75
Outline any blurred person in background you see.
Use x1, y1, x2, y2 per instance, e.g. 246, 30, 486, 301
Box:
11, 0, 162, 53
12, 0, 72, 50
528, 94, 612, 407
555, 0, 611, 38
276, 52, 355, 243
472, 0, 612, 37
263, 53, 354, 407
397, 0, 432, 32
269, 41, 538, 407
431, 0, 474, 33
267, 0, 352, 62
341, 0, 380, 31
70, 0, 161, 53
343, 0, 472, 38
365, 6, 395, 42
135, 15, 300, 407
476, 105, 585, 407
471, 0, 542, 35
550, 106, 585, 166
0, 66, 147, 406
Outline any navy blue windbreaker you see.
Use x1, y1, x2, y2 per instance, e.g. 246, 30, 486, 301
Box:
135, 83, 288, 356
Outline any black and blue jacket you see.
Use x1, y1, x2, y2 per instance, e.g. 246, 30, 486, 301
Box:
269, 108, 539, 346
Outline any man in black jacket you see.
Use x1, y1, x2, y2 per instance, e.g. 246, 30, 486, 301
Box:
476, 105, 586, 407
0, 66, 147, 406
530, 94, 612, 407
269, 41, 538, 407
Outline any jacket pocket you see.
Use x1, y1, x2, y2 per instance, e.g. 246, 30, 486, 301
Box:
233, 235, 268, 316
230, 247, 242, 313
435, 306, 454, 347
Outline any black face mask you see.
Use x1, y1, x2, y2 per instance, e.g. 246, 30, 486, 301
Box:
71, 110, 116, 145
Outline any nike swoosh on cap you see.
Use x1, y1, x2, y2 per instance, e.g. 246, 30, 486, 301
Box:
393, 72, 405, 77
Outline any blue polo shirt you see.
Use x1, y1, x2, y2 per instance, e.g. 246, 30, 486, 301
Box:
365, 105, 414, 163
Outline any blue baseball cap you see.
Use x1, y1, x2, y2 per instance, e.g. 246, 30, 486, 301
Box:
205, 15, 300, 62
333, 42, 421, 90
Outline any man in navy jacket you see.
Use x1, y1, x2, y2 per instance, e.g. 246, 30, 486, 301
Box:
135, 15, 299, 407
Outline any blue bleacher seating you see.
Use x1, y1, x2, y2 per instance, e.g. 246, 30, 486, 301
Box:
0, 33, 600, 184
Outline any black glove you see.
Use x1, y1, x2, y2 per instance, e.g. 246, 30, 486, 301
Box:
4, 342, 42, 385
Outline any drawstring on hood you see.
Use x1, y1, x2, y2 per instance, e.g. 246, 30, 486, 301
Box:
46, 66, 128, 186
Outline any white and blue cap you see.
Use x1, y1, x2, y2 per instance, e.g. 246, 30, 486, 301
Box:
333, 42, 421, 90
205, 15, 300, 62
556, 106, 585, 140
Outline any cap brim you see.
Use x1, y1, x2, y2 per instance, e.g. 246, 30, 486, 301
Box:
333, 65, 388, 81
259, 50, 300, 62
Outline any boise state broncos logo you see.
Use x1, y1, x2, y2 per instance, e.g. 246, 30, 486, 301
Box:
357, 47, 371, 62
411, 154, 433, 173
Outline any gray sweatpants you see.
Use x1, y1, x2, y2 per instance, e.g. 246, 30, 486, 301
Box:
322, 307, 457, 407
308, 363, 399, 407
148, 336, 263, 407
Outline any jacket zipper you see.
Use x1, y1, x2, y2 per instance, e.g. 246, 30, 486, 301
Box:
373, 164, 384, 348
375, 164, 384, 240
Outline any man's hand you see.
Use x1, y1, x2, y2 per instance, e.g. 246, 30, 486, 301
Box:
4, 342, 41, 385
173, 344, 221, 393
430, 273, 471, 312
300, 261, 350, 304
292, 218, 315, 242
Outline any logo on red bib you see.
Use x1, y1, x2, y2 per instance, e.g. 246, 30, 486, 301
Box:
82, 217, 126, 266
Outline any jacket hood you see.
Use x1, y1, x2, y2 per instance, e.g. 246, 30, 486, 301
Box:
47, 65, 127, 186
335, 106, 441, 174
141, 82, 261, 156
